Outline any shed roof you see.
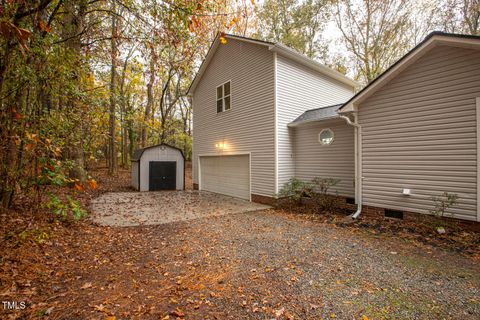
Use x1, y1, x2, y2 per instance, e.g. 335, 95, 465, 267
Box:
288, 104, 344, 127
187, 34, 358, 95
339, 31, 480, 113
131, 143, 185, 162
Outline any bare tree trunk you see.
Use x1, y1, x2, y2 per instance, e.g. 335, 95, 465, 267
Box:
127, 98, 135, 159
141, 57, 155, 148
63, 0, 88, 182
120, 97, 128, 167
108, 0, 118, 175
180, 102, 189, 160
0, 40, 15, 207
121, 112, 128, 167
159, 70, 177, 143
119, 46, 134, 167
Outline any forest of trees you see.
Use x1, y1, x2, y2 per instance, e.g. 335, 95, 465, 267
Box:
0, 0, 478, 208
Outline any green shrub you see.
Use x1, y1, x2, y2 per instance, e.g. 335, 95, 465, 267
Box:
278, 177, 314, 207
311, 177, 341, 213
34, 159, 74, 187
45, 194, 87, 221
429, 192, 458, 218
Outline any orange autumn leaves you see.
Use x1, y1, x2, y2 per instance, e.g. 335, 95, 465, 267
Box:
0, 21, 31, 55
38, 20, 51, 33
188, 16, 201, 32
187, 0, 255, 38
74, 179, 98, 192
220, 34, 228, 44
219, 16, 239, 43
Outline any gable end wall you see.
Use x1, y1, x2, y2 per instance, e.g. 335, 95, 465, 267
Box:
192, 39, 276, 197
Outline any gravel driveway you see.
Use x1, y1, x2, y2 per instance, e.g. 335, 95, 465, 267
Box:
50, 209, 479, 319
90, 190, 270, 226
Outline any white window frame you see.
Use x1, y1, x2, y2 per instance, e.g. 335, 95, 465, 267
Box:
318, 128, 334, 145
216, 81, 231, 113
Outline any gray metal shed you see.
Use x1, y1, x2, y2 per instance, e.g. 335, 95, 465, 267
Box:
131, 144, 185, 191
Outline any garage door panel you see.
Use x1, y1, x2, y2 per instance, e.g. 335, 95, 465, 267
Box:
200, 155, 250, 200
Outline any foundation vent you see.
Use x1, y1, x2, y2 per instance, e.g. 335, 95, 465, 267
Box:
385, 209, 404, 219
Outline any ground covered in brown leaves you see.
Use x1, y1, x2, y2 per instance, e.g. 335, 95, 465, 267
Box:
282, 203, 480, 259
1, 166, 479, 319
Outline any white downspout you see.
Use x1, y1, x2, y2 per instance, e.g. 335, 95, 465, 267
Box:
340, 113, 363, 219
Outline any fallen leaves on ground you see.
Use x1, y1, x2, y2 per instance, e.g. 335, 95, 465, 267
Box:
0, 165, 479, 319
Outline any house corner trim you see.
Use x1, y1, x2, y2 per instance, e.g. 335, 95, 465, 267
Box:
273, 51, 279, 195
477, 97, 480, 222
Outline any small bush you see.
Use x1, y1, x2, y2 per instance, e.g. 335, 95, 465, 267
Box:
311, 177, 341, 213
278, 177, 314, 207
429, 192, 458, 218
45, 194, 87, 221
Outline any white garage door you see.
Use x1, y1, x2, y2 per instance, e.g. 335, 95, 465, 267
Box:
199, 155, 250, 200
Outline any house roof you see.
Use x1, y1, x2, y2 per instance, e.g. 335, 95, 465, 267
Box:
288, 104, 344, 127
131, 143, 185, 162
187, 33, 359, 95
339, 31, 480, 113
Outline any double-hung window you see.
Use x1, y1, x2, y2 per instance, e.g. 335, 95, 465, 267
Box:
216, 81, 231, 113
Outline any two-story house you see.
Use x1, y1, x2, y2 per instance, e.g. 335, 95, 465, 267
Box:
187, 34, 358, 203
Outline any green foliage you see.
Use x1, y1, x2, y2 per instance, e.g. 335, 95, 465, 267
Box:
311, 177, 341, 213
278, 176, 341, 212
18, 229, 49, 245
254, 0, 331, 59
278, 177, 314, 206
36, 159, 73, 187
0, 0, 214, 208
312, 177, 340, 195
335, 0, 412, 83
429, 192, 458, 218
45, 194, 87, 221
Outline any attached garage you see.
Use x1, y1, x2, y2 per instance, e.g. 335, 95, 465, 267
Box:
131, 144, 185, 191
199, 154, 250, 200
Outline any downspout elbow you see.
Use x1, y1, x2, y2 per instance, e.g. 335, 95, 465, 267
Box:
339, 114, 359, 128
351, 205, 362, 219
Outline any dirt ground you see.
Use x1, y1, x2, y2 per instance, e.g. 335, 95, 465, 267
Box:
1, 165, 479, 319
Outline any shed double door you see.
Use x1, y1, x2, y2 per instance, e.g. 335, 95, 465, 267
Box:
149, 161, 176, 191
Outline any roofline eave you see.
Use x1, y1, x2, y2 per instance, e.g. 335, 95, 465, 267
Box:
288, 115, 341, 127
338, 103, 355, 113
188, 33, 360, 95
338, 32, 480, 112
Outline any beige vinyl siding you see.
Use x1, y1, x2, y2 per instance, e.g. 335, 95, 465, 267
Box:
358, 45, 480, 221
276, 55, 354, 191
192, 39, 275, 197
293, 119, 355, 197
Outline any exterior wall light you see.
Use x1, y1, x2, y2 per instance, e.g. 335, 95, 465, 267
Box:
215, 141, 227, 150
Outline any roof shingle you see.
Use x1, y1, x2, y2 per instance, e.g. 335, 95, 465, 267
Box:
289, 104, 343, 126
